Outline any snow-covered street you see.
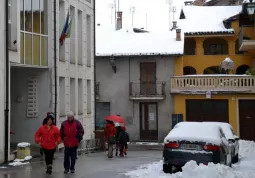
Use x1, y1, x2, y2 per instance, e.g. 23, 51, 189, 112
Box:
125, 140, 255, 178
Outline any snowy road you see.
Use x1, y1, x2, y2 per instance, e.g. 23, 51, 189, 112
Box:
125, 140, 255, 178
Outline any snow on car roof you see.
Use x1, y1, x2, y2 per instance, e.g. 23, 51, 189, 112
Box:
202, 122, 235, 140
164, 122, 223, 145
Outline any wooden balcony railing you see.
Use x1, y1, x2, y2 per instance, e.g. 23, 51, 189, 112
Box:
171, 75, 255, 94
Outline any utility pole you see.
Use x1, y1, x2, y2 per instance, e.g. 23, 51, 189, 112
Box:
114, 0, 117, 30
166, 0, 173, 30
108, 3, 114, 24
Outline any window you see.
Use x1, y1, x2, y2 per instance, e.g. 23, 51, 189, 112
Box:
70, 6, 76, 64
203, 38, 228, 55
95, 102, 110, 130
184, 38, 196, 55
87, 80, 91, 114
20, 0, 48, 66
59, 77, 65, 116
78, 79, 83, 114
86, 14, 92, 67
70, 78, 75, 114
78, 10, 83, 65
27, 76, 38, 117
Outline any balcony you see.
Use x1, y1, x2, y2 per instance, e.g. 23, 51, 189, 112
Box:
239, 26, 255, 51
129, 81, 166, 101
95, 82, 100, 100
171, 75, 255, 94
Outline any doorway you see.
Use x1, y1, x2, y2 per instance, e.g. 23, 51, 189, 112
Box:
139, 102, 158, 140
140, 63, 156, 95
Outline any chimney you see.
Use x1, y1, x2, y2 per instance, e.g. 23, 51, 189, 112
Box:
176, 29, 181, 41
172, 21, 177, 30
116, 11, 123, 30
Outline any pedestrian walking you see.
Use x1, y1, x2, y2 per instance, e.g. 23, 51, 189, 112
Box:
118, 126, 130, 157
35, 116, 61, 174
60, 111, 84, 174
104, 120, 116, 158
115, 122, 122, 156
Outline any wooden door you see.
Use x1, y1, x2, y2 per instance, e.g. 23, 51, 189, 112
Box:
239, 100, 255, 141
186, 100, 229, 123
140, 102, 158, 140
140, 63, 156, 95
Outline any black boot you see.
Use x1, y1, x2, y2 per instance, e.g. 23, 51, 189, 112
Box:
46, 165, 52, 175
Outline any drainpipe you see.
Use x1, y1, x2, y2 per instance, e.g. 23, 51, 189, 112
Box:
53, 0, 57, 123
4, 0, 10, 163
93, 0, 96, 132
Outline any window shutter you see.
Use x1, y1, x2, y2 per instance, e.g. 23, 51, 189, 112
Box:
27, 76, 38, 118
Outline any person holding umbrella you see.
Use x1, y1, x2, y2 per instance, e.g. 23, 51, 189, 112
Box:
104, 120, 116, 158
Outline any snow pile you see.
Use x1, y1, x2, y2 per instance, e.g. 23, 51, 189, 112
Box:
9, 161, 29, 167
96, 26, 184, 56
17, 142, 30, 147
164, 122, 223, 145
178, 6, 242, 34
125, 140, 255, 178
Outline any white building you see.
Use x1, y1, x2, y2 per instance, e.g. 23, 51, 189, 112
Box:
1, 0, 95, 163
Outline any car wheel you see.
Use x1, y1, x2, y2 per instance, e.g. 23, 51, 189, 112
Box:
163, 164, 172, 174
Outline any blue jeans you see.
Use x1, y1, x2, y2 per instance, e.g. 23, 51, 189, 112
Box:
64, 147, 77, 170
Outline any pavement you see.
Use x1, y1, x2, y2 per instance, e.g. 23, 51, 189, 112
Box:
0, 150, 162, 178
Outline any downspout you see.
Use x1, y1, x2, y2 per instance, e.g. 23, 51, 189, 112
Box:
4, 0, 10, 163
53, 0, 57, 122
94, 0, 96, 132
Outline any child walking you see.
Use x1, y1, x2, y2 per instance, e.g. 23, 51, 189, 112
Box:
117, 126, 130, 157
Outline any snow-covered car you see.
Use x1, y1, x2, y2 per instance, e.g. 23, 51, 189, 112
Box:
203, 122, 239, 163
163, 122, 232, 173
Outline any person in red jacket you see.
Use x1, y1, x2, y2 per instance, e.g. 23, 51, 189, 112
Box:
104, 120, 116, 158
35, 116, 61, 174
60, 111, 84, 174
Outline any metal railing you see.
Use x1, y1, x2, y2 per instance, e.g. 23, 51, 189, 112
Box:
129, 81, 166, 97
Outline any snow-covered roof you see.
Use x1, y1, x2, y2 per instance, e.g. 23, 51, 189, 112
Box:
96, 26, 184, 57
164, 122, 224, 145
178, 6, 242, 35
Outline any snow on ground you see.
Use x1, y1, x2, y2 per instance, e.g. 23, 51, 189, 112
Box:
125, 140, 255, 178
9, 161, 29, 167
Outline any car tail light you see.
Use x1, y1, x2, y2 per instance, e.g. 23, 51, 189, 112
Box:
164, 142, 180, 149
203, 145, 220, 151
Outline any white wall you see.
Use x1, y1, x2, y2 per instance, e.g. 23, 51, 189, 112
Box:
57, 0, 95, 141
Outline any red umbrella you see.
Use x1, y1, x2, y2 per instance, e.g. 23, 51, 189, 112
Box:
104, 115, 126, 124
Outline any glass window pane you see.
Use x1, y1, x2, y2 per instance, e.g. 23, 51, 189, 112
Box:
40, 0, 48, 34
148, 104, 157, 130
33, 0, 40, 33
20, 32, 24, 63
20, 0, 24, 30
24, 0, 32, 32
25, 33, 32, 64
41, 36, 48, 66
33, 35, 40, 65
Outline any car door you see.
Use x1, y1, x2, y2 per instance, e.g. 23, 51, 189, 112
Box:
220, 129, 232, 165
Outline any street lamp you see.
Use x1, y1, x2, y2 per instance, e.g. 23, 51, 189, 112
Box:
246, 0, 255, 15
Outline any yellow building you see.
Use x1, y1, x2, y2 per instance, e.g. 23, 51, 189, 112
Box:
172, 5, 255, 141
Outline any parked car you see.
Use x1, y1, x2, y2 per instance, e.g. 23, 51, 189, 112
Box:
163, 122, 232, 173
203, 122, 239, 163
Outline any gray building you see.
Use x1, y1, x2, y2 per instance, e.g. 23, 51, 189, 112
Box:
95, 26, 184, 142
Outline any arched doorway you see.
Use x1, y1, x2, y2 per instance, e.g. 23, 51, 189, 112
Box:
183, 66, 197, 75
236, 65, 250, 74
203, 66, 224, 74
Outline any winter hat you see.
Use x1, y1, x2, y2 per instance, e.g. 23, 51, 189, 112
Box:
67, 111, 74, 117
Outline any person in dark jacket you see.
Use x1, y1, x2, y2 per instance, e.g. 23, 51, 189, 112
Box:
117, 126, 130, 157
60, 111, 84, 174
115, 122, 122, 156
104, 120, 116, 158
35, 117, 61, 174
